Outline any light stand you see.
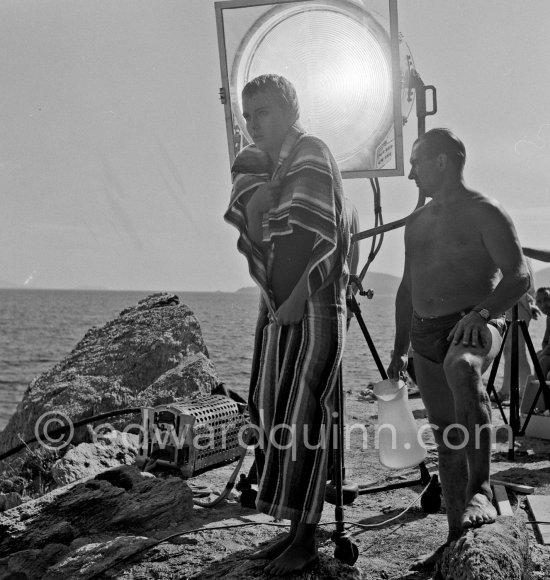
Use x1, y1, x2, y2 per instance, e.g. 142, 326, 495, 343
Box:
486, 303, 550, 460
329, 365, 360, 564
339, 278, 441, 504
326, 281, 439, 568
327, 69, 440, 565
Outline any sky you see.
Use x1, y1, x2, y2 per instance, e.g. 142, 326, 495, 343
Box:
1, 0, 549, 292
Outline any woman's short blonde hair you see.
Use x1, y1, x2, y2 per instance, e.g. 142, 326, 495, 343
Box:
242, 74, 300, 121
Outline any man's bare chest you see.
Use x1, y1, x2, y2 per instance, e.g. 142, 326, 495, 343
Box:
410, 212, 482, 257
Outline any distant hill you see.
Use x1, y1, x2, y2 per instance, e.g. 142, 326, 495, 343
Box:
360, 271, 401, 296
235, 286, 259, 294
235, 271, 401, 296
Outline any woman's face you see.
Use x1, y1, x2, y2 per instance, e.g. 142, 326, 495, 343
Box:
242, 90, 295, 162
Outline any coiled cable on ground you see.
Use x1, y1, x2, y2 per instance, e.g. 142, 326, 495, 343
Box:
88, 476, 435, 578
192, 447, 247, 508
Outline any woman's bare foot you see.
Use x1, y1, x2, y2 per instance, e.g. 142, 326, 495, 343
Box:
461, 493, 497, 528
249, 533, 295, 560
264, 542, 319, 576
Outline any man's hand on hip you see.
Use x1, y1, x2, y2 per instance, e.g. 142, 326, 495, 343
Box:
448, 311, 488, 348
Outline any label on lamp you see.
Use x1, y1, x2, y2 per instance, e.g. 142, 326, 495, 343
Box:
375, 133, 395, 169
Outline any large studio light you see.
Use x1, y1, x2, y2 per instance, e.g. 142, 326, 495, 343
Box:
215, 0, 412, 178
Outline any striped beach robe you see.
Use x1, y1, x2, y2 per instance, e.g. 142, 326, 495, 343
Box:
224, 124, 350, 524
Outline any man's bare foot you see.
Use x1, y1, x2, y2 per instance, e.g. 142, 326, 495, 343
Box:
264, 543, 319, 576
410, 542, 450, 570
461, 493, 497, 528
250, 533, 295, 560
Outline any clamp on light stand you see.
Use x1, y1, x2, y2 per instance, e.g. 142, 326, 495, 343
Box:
347, 276, 386, 376
407, 60, 437, 210
352, 65, 438, 247
406, 56, 437, 141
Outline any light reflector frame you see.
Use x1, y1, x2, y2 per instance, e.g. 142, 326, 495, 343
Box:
215, 0, 404, 179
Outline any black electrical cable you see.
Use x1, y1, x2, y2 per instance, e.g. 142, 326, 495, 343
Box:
88, 480, 435, 579
358, 178, 385, 283
0, 407, 141, 462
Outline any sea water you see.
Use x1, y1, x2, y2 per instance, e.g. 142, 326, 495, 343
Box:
0, 288, 398, 430
0, 288, 545, 431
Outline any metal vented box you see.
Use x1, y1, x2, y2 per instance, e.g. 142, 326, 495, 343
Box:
138, 395, 249, 477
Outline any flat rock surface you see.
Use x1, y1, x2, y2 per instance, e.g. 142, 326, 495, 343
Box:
23, 393, 544, 580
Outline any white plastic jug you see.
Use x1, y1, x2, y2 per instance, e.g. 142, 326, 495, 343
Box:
373, 379, 427, 469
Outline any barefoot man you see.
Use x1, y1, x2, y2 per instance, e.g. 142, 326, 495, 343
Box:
387, 128, 530, 569
225, 75, 349, 575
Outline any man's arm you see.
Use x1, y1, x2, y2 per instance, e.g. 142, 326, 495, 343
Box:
538, 319, 550, 365
387, 254, 413, 380
477, 203, 531, 314
450, 202, 530, 347
542, 316, 550, 351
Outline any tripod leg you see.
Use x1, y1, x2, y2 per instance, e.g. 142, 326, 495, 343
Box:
325, 371, 359, 506
485, 321, 510, 422
349, 292, 431, 493
518, 319, 550, 432
332, 369, 344, 528
497, 304, 550, 459
509, 316, 520, 453
331, 367, 359, 565
349, 294, 387, 379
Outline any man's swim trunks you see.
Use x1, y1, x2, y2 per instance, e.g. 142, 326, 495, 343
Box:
411, 309, 506, 364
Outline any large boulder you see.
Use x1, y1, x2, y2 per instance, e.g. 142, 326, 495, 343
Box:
0, 465, 193, 558
435, 517, 531, 580
0, 293, 219, 456
0, 543, 72, 580
50, 432, 140, 486
42, 536, 156, 580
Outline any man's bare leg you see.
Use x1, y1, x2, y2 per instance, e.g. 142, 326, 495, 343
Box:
444, 326, 501, 529
410, 353, 468, 569
264, 522, 319, 575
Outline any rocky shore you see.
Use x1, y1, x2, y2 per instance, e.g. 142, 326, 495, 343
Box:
0, 293, 549, 579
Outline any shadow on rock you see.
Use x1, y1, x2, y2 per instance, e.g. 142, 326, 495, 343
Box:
188, 549, 361, 579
